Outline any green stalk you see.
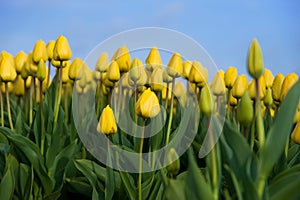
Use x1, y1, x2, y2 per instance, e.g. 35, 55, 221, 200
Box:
0, 89, 4, 127
165, 78, 175, 145
255, 78, 265, 149
138, 120, 145, 200
46, 59, 51, 87
164, 82, 170, 109
5, 83, 14, 130
64, 84, 69, 124
29, 78, 34, 127
40, 81, 45, 155
54, 62, 63, 125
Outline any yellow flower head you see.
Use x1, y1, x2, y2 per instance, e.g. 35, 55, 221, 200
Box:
166, 52, 183, 78
189, 61, 208, 87
69, 58, 84, 80
211, 71, 226, 96
95, 52, 109, 73
97, 105, 117, 135
182, 60, 192, 79
200, 85, 214, 117
32, 40, 48, 63
112, 45, 131, 73
263, 88, 273, 107
174, 82, 185, 98
46, 40, 55, 60
163, 68, 173, 83
237, 91, 253, 127
53, 35, 72, 61
0, 51, 17, 82
145, 46, 163, 72
107, 61, 120, 82
37, 60, 47, 81
263, 69, 274, 88
232, 74, 248, 99
247, 38, 264, 79
150, 67, 163, 92
271, 73, 284, 102
224, 66, 238, 88
280, 73, 298, 101
129, 58, 143, 82
248, 77, 266, 100
13, 75, 25, 96
135, 88, 160, 118
15, 51, 27, 74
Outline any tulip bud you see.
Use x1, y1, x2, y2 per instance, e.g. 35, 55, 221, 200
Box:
291, 122, 300, 144
32, 40, 48, 63
166, 53, 183, 78
211, 71, 226, 96
263, 69, 274, 88
271, 73, 284, 102
189, 61, 208, 87
13, 75, 25, 96
37, 60, 46, 81
264, 88, 273, 107
237, 92, 253, 127
1, 82, 13, 93
95, 52, 109, 72
248, 77, 266, 100
69, 58, 84, 80
247, 39, 264, 79
135, 88, 160, 118
228, 90, 237, 106
162, 84, 172, 101
150, 67, 163, 92
46, 40, 55, 60
166, 148, 180, 176
163, 69, 173, 83
53, 35, 72, 61
182, 60, 192, 79
129, 58, 143, 82
145, 46, 163, 72
0, 51, 17, 82
173, 82, 185, 98
232, 74, 248, 99
97, 105, 117, 135
112, 45, 131, 73
200, 85, 214, 117
121, 72, 131, 89
15, 51, 27, 74
62, 61, 72, 83
280, 73, 298, 101
224, 66, 238, 88
102, 72, 115, 88
107, 61, 120, 82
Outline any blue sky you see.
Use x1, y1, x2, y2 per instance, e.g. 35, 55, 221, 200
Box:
0, 0, 299, 76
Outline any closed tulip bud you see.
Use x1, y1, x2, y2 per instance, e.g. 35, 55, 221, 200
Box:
174, 82, 185, 98
42, 69, 50, 92
102, 72, 115, 88
247, 39, 264, 79
224, 66, 238, 88
263, 69, 274, 88
271, 73, 284, 102
211, 71, 226, 96
46, 40, 55, 60
232, 74, 248, 99
121, 73, 131, 89
200, 85, 214, 117
95, 52, 109, 72
129, 58, 143, 82
229, 90, 237, 106
62, 61, 72, 83
145, 46, 163, 72
32, 40, 48, 63
162, 84, 172, 100
150, 67, 163, 92
25, 76, 32, 89
182, 60, 192, 79
138, 85, 147, 93
291, 122, 300, 144
237, 92, 253, 127
69, 58, 84, 80
112, 45, 131, 73
135, 88, 160, 118
264, 88, 273, 106
248, 77, 266, 100
37, 60, 46, 81
97, 105, 117, 135
166, 53, 183, 78
15, 51, 27, 74
53, 35, 72, 61
13, 75, 25, 96
280, 73, 299, 101
0, 51, 17, 82
1, 82, 13, 93
166, 148, 180, 176
163, 69, 173, 83
189, 61, 208, 87
107, 61, 120, 82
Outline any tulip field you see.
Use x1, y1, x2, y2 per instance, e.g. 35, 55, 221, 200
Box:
1, 35, 300, 200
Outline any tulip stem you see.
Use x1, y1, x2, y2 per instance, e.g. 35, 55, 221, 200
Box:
255, 79, 265, 149
208, 118, 218, 200
0, 89, 4, 127
165, 82, 170, 109
5, 83, 14, 130
138, 120, 145, 200
40, 81, 45, 155
64, 84, 69, 124
46, 60, 51, 87
165, 78, 175, 145
29, 78, 34, 127
54, 63, 63, 125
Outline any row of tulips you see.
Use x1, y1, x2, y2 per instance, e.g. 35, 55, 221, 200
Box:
0, 35, 300, 200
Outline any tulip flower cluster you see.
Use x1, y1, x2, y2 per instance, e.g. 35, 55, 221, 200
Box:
0, 37, 299, 200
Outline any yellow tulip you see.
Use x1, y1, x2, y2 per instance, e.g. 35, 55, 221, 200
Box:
53, 35, 72, 61
135, 88, 160, 118
291, 121, 300, 144
263, 88, 273, 107
112, 45, 131, 73
46, 40, 55, 60
32, 40, 48, 63
107, 61, 120, 82
0, 51, 17, 82
97, 105, 117, 135
174, 82, 185, 98
95, 52, 109, 72
62, 61, 72, 83
271, 73, 284, 102
15, 51, 27, 74
129, 58, 143, 82
121, 72, 131, 89
102, 72, 115, 88
224, 66, 238, 88
162, 84, 172, 100
37, 60, 47, 81
166, 53, 182, 78
280, 73, 298, 101
13, 75, 25, 96
232, 74, 248, 99
189, 61, 208, 87
211, 71, 226, 96
200, 85, 214, 117
145, 46, 163, 72
150, 67, 163, 92
263, 69, 274, 88
182, 60, 192, 80
228, 90, 237, 106
247, 38, 264, 79
248, 77, 266, 100
163, 69, 173, 83
237, 91, 253, 127
69, 58, 84, 80
0, 82, 13, 93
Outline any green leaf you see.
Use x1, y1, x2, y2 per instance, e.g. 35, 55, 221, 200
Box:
0, 168, 15, 200
66, 177, 92, 196
119, 171, 136, 200
259, 81, 300, 177
165, 179, 186, 200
